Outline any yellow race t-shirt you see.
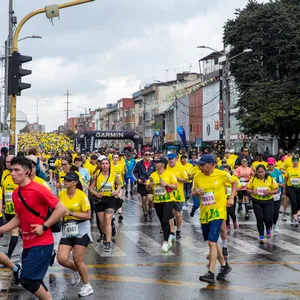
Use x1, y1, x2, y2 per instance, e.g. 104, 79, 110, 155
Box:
285, 166, 300, 187
247, 176, 278, 200
225, 175, 241, 198
252, 161, 268, 171
111, 163, 125, 186
95, 172, 117, 197
33, 176, 51, 190
150, 170, 178, 203
58, 189, 90, 221
2, 172, 18, 214
181, 162, 193, 183
193, 169, 234, 224
282, 157, 293, 171
167, 164, 188, 202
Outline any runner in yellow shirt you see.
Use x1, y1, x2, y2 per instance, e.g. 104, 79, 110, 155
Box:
180, 155, 193, 211
147, 157, 178, 253
192, 154, 236, 284
167, 153, 188, 240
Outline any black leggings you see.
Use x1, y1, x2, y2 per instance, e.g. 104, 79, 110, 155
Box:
273, 200, 281, 225
286, 186, 300, 215
252, 199, 274, 236
226, 196, 237, 225
154, 202, 174, 242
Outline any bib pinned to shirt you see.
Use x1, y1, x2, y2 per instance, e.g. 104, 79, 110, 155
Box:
202, 192, 216, 206
63, 221, 79, 238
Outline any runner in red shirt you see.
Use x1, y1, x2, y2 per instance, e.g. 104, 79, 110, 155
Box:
0, 156, 65, 299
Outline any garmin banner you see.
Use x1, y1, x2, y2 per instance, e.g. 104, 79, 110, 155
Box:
177, 126, 187, 149
75, 130, 143, 152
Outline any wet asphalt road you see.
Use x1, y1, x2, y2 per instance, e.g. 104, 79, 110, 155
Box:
1, 194, 300, 300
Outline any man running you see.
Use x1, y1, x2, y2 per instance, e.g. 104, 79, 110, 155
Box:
0, 156, 65, 299
133, 151, 156, 221
192, 154, 237, 284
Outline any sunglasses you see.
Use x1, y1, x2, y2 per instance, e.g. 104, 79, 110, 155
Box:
144, 154, 151, 156
268, 164, 274, 166
243, 150, 249, 152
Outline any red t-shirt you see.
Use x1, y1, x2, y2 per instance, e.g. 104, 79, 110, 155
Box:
144, 161, 151, 171
13, 181, 59, 248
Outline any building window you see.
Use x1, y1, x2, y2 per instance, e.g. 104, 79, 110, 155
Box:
190, 124, 192, 132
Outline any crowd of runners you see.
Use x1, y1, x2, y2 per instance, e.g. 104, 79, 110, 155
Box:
0, 144, 299, 297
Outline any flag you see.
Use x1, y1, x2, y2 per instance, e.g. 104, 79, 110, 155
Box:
177, 126, 187, 149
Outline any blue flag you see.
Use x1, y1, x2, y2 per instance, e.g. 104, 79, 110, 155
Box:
177, 126, 187, 149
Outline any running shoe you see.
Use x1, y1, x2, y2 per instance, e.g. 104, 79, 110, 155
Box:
13, 264, 21, 285
199, 271, 215, 284
104, 242, 111, 252
245, 213, 250, 220
71, 271, 81, 286
259, 235, 265, 244
78, 283, 94, 297
148, 211, 153, 222
143, 214, 148, 222
176, 231, 182, 239
266, 229, 272, 239
222, 247, 229, 259
293, 219, 299, 227
161, 242, 169, 253
233, 220, 239, 230
282, 213, 287, 222
226, 225, 231, 231
168, 234, 175, 249
273, 224, 279, 233
49, 249, 57, 267
190, 210, 195, 217
118, 215, 123, 224
125, 192, 128, 197
130, 191, 133, 196
216, 263, 232, 280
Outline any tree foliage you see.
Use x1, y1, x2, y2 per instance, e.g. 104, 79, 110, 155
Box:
224, 0, 300, 148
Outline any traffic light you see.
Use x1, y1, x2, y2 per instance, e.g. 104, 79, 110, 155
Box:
8, 51, 32, 96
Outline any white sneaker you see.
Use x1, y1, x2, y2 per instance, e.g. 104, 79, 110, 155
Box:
161, 242, 169, 253
182, 204, 188, 211
168, 234, 175, 249
273, 224, 279, 233
71, 271, 81, 286
78, 283, 93, 297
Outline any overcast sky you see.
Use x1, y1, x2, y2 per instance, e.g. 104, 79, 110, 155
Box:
0, 0, 268, 132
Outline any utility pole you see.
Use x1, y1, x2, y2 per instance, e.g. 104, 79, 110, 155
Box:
4, 0, 16, 131
223, 55, 231, 150
64, 90, 71, 132
173, 86, 177, 142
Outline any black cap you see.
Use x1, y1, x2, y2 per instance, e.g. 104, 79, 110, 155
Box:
62, 171, 80, 181
154, 157, 168, 165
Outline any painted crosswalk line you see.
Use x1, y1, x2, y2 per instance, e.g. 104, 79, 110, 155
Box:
122, 231, 175, 256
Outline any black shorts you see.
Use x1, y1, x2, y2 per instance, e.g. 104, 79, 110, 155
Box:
5, 213, 15, 222
95, 196, 118, 212
238, 190, 247, 200
59, 234, 91, 248
137, 183, 151, 197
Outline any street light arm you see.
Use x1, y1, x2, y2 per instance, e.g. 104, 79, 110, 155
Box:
18, 35, 42, 42
197, 45, 223, 55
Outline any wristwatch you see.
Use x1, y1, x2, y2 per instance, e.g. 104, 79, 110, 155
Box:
42, 224, 49, 231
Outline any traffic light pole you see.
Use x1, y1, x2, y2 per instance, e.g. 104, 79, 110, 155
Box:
9, 0, 95, 154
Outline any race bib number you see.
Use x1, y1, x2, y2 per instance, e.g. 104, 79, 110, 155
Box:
154, 186, 167, 196
240, 178, 247, 187
257, 186, 268, 196
274, 192, 281, 201
291, 178, 300, 186
226, 187, 232, 197
5, 192, 13, 202
202, 192, 216, 206
63, 222, 79, 238
101, 183, 113, 192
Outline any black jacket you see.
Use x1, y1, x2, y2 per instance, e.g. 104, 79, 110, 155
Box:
133, 160, 156, 181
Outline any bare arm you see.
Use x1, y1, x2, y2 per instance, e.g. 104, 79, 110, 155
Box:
0, 213, 20, 234
65, 210, 91, 220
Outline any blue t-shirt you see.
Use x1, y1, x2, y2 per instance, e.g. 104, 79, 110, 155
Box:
125, 159, 136, 178
268, 168, 284, 191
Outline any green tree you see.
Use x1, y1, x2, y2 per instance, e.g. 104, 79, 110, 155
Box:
66, 130, 76, 140
224, 0, 300, 149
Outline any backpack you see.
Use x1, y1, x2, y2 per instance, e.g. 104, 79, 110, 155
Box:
36, 157, 47, 181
